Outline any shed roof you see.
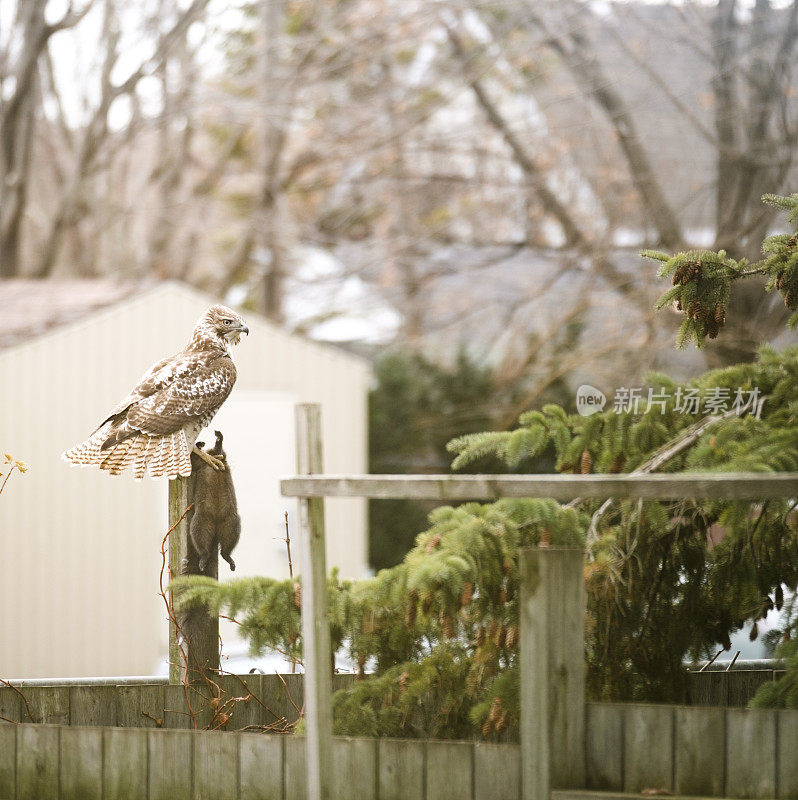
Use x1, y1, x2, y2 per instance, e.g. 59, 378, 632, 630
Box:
0, 279, 371, 370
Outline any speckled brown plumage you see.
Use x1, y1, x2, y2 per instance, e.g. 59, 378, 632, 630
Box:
62, 305, 248, 479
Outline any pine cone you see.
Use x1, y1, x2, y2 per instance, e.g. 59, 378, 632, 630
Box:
461, 582, 474, 607
481, 717, 493, 737
399, 671, 409, 693
476, 625, 486, 648
405, 598, 417, 628
776, 271, 785, 290
580, 450, 592, 474
293, 582, 302, 609
494, 623, 506, 649
487, 619, 499, 641
776, 585, 784, 611
540, 529, 552, 547
714, 303, 725, 324
749, 621, 759, 641
425, 533, 442, 553
499, 586, 508, 605
505, 625, 519, 651
357, 653, 366, 677
487, 696, 502, 725
422, 591, 435, 614
502, 557, 513, 576
609, 453, 626, 474
496, 710, 509, 733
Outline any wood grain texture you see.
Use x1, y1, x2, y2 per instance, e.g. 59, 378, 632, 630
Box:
777, 709, 798, 799
474, 742, 520, 800
70, 685, 117, 726
148, 729, 192, 800
60, 726, 102, 800
0, 723, 16, 800
378, 738, 425, 800
725, 708, 776, 798
103, 727, 148, 800
24, 685, 69, 724
281, 472, 798, 501
194, 729, 239, 800
284, 734, 307, 800
295, 403, 333, 800
16, 724, 59, 800
623, 703, 673, 794
585, 703, 624, 791
331, 737, 377, 800
427, 740, 473, 800
239, 732, 283, 800
674, 706, 725, 796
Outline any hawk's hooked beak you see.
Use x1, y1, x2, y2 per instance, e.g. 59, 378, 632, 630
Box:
241, 324, 249, 336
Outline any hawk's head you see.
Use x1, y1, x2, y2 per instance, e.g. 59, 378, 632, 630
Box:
193, 305, 250, 349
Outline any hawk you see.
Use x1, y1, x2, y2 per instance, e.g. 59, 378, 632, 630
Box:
62, 305, 249, 479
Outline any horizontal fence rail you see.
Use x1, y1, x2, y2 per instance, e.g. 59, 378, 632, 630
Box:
280, 472, 798, 501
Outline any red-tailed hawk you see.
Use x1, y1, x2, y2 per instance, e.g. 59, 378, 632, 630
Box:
62, 305, 249, 479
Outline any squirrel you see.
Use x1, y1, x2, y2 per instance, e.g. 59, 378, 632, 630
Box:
188, 430, 241, 574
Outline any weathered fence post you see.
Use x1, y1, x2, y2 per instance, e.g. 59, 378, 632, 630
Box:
519, 546, 586, 800
296, 403, 333, 800
168, 475, 219, 684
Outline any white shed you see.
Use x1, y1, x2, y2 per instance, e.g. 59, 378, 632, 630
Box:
0, 281, 371, 678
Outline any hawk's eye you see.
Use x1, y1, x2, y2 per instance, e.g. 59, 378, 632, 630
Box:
223, 319, 232, 325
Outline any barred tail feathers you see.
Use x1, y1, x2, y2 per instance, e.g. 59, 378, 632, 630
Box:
62, 428, 192, 479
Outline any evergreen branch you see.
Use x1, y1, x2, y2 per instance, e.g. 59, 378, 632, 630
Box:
582, 406, 743, 558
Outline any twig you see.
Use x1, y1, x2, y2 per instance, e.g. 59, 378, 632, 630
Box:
698, 649, 723, 672
0, 676, 35, 722
141, 711, 164, 727
580, 406, 744, 558
275, 671, 305, 719
726, 651, 741, 671
284, 511, 294, 580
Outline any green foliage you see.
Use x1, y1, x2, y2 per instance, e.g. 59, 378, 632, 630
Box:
174, 194, 798, 734
369, 350, 505, 570
751, 587, 798, 709
649, 193, 798, 344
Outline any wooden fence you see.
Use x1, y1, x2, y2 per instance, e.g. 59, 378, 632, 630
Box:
2, 703, 797, 799
280, 404, 798, 800
2, 403, 797, 800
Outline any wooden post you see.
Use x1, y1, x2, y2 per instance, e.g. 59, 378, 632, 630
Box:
295, 403, 333, 800
168, 475, 219, 685
519, 547, 585, 800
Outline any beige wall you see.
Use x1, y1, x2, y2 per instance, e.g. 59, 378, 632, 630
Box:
0, 283, 370, 678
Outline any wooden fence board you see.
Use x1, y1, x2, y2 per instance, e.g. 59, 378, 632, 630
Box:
777, 710, 798, 800
378, 738, 425, 800
0, 687, 21, 723
585, 703, 623, 790
728, 672, 774, 707
725, 709, 776, 798
103, 728, 148, 800
194, 729, 239, 800
163, 684, 193, 729
474, 742, 520, 800
426, 740, 473, 800
60, 726, 102, 800
16, 724, 58, 800
24, 685, 69, 724
139, 684, 166, 728
332, 737, 377, 800
281, 472, 798, 501
0, 724, 16, 800
148, 729, 192, 800
284, 735, 307, 800
220, 674, 262, 731
70, 684, 117, 726
688, 671, 728, 706
239, 732, 283, 800
623, 703, 674, 794
674, 706, 725, 797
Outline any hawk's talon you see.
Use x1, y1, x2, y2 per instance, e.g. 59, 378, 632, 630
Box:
192, 445, 226, 471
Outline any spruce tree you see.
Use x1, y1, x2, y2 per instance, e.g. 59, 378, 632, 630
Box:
174, 194, 798, 734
